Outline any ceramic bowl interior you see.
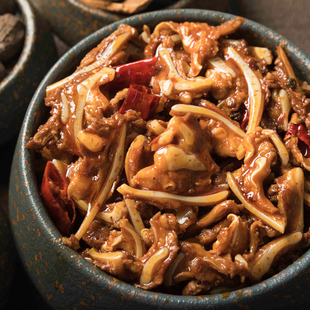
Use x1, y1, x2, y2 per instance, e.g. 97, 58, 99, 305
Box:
9, 8, 310, 310
0, 0, 57, 145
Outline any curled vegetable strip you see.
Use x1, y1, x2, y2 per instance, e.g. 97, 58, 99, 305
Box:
75, 124, 127, 240
60, 92, 69, 125
186, 200, 242, 236
227, 172, 286, 233
75, 200, 128, 224
207, 56, 236, 77
89, 248, 124, 261
277, 46, 302, 94
120, 220, 145, 258
227, 47, 264, 133
164, 252, 185, 286
248, 231, 302, 281
171, 104, 245, 138
75, 67, 115, 150
47, 32, 132, 93
157, 46, 212, 95
262, 129, 289, 166
140, 247, 169, 285
117, 184, 229, 209
125, 199, 145, 235
277, 167, 304, 233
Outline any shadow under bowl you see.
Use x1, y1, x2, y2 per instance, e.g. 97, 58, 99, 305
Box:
0, 0, 57, 146
8, 8, 310, 310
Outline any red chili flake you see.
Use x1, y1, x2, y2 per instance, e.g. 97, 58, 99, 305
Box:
111, 57, 157, 90
41, 161, 76, 236
285, 123, 310, 158
119, 84, 160, 120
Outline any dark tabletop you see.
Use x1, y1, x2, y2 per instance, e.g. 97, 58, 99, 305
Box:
1, 0, 310, 309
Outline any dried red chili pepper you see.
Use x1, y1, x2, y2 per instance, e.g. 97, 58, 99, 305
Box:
285, 123, 310, 158
41, 161, 76, 235
111, 57, 157, 90
119, 84, 160, 120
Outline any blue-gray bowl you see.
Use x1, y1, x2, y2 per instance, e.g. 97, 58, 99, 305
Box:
8, 8, 310, 310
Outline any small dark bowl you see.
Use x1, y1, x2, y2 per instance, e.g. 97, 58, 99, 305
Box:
8, 9, 310, 310
28, 0, 193, 46
0, 0, 57, 145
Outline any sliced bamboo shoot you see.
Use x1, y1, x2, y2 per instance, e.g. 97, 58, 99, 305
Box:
262, 129, 289, 166
74, 67, 115, 150
47, 32, 132, 93
207, 56, 236, 77
158, 46, 212, 95
227, 172, 286, 233
227, 47, 264, 133
250, 232, 302, 281
171, 104, 245, 138
117, 184, 230, 209
140, 247, 169, 285
74, 124, 126, 240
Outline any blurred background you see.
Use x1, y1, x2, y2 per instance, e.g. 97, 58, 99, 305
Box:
0, 0, 309, 309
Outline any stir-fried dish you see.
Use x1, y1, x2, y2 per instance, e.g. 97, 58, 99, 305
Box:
26, 17, 310, 295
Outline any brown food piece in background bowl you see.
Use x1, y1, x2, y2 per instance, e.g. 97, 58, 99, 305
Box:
0, 13, 25, 63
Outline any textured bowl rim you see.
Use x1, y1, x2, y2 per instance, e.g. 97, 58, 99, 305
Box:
0, 0, 35, 91
17, 8, 310, 308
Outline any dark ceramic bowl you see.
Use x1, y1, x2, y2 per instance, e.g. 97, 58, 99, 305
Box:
0, 207, 16, 309
0, 0, 57, 146
29, 0, 193, 46
8, 8, 310, 310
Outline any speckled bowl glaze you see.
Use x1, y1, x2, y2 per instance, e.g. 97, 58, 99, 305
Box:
0, 0, 57, 145
8, 9, 310, 310
0, 207, 16, 309
29, 0, 192, 46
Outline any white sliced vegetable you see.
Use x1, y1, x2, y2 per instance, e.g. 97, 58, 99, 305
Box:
227, 47, 264, 133
125, 199, 145, 235
75, 200, 127, 224
171, 104, 245, 137
60, 92, 69, 124
277, 46, 302, 93
140, 247, 169, 285
74, 67, 115, 150
277, 167, 304, 233
47, 32, 131, 93
75, 124, 126, 240
158, 46, 212, 95
227, 172, 286, 233
117, 184, 230, 208
207, 56, 236, 77
262, 129, 289, 166
248, 47, 273, 65
250, 232, 302, 281
52, 159, 68, 178
121, 220, 145, 258
164, 252, 185, 286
